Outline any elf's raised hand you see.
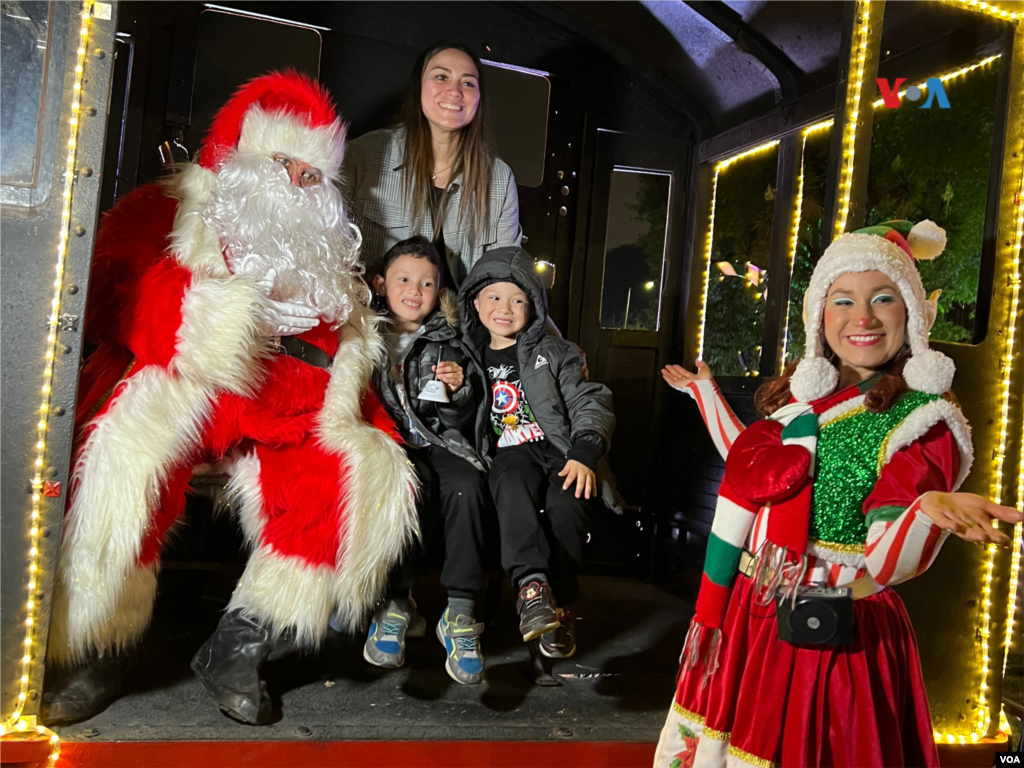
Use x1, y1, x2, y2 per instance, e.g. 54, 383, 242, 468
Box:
662, 360, 714, 392
919, 491, 1023, 546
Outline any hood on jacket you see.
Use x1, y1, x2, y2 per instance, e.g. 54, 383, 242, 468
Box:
458, 247, 548, 346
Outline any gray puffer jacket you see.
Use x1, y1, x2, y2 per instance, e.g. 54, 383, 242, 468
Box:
374, 293, 489, 472
459, 247, 616, 471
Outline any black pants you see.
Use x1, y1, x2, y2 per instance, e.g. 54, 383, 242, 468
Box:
386, 444, 491, 601
488, 442, 592, 606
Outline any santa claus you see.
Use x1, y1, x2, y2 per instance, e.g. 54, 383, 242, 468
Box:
43, 72, 418, 725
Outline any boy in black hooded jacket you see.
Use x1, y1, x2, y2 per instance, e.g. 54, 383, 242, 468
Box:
460, 247, 615, 656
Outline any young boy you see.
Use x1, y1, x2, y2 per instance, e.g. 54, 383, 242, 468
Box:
363, 236, 491, 685
459, 247, 615, 656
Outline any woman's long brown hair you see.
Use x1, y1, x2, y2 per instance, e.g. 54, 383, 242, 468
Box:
398, 41, 496, 247
754, 347, 953, 418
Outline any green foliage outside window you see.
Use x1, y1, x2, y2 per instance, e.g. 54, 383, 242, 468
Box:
703, 147, 778, 376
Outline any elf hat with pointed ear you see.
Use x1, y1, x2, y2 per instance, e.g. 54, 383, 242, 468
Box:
790, 219, 953, 404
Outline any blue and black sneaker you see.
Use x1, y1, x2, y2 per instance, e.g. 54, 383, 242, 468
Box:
363, 600, 413, 668
436, 609, 484, 685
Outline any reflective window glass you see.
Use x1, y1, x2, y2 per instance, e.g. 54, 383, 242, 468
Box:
600, 169, 671, 332
702, 144, 778, 376
784, 126, 832, 364
0, 1, 53, 186
865, 58, 1001, 343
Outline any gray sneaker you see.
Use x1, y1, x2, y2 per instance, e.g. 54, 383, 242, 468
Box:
363, 600, 413, 668
436, 609, 484, 685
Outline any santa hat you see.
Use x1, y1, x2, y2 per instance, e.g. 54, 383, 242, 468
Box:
790, 219, 954, 403
198, 70, 346, 179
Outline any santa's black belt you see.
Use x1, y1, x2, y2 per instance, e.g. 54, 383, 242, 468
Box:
274, 336, 333, 369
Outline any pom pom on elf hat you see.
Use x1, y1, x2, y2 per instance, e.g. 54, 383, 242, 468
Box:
790, 219, 954, 404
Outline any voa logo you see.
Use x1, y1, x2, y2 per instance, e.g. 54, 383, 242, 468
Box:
877, 78, 951, 109
994, 753, 1022, 765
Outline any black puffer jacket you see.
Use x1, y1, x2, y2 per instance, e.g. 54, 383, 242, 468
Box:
458, 247, 616, 467
374, 293, 489, 471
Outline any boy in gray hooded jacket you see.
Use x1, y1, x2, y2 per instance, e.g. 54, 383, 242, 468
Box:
460, 247, 615, 657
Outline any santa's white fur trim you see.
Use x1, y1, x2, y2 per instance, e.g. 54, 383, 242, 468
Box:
881, 398, 973, 490
317, 305, 419, 632
239, 107, 346, 180
791, 356, 840, 404
907, 220, 946, 261
163, 164, 229, 277
902, 348, 955, 396
226, 451, 338, 645
174, 274, 266, 397
48, 563, 159, 667
50, 367, 214, 663
228, 548, 337, 648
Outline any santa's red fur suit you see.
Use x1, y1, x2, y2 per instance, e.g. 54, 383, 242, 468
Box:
47, 73, 418, 667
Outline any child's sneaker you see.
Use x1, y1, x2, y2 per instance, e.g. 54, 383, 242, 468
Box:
516, 581, 560, 642
436, 609, 484, 685
539, 608, 576, 658
363, 600, 413, 668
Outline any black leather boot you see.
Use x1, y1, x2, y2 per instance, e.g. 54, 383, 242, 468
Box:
41, 653, 127, 725
191, 609, 274, 725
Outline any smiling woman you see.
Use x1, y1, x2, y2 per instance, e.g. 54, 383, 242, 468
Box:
342, 41, 523, 288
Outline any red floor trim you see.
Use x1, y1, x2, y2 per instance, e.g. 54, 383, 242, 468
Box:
56, 740, 657, 768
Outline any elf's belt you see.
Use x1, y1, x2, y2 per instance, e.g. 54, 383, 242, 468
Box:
738, 549, 882, 600
274, 336, 333, 370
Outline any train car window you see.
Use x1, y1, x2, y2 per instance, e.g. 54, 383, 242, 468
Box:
702, 144, 779, 377
482, 61, 549, 188
0, 0, 52, 186
186, 9, 321, 160
864, 57, 1002, 345
599, 169, 671, 332
783, 125, 832, 365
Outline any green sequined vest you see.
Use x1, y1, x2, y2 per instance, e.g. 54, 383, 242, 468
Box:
809, 389, 943, 550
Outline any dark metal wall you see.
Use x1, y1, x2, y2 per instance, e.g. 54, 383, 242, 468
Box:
1, 2, 117, 720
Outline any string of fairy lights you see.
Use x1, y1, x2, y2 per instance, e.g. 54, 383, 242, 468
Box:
696, 2, 1021, 746
0, 2, 95, 763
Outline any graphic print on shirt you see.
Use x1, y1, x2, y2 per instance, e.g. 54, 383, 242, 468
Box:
488, 362, 546, 447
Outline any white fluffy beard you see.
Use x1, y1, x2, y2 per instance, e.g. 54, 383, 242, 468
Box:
202, 153, 369, 325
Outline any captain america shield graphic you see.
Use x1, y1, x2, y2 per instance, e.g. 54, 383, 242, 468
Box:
492, 382, 520, 414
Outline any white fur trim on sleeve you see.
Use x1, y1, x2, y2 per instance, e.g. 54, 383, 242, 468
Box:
316, 305, 419, 632
880, 398, 973, 490
49, 367, 214, 664
174, 274, 267, 397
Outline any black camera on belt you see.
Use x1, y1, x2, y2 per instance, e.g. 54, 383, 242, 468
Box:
775, 586, 855, 646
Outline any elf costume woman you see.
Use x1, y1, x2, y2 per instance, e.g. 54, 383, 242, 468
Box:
655, 221, 1022, 768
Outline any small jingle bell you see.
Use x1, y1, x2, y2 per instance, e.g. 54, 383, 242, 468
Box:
418, 379, 450, 404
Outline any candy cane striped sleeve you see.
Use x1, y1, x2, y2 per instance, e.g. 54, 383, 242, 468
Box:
865, 496, 950, 586
862, 423, 960, 586
681, 379, 745, 460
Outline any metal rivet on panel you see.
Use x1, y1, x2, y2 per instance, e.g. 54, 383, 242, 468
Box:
80, 167, 93, 177
54, 407, 66, 417
93, 49, 105, 59
86, 106, 97, 116
67, 284, 79, 295
561, 186, 570, 196
73, 226, 86, 236
556, 171, 564, 179
559, 206, 568, 216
